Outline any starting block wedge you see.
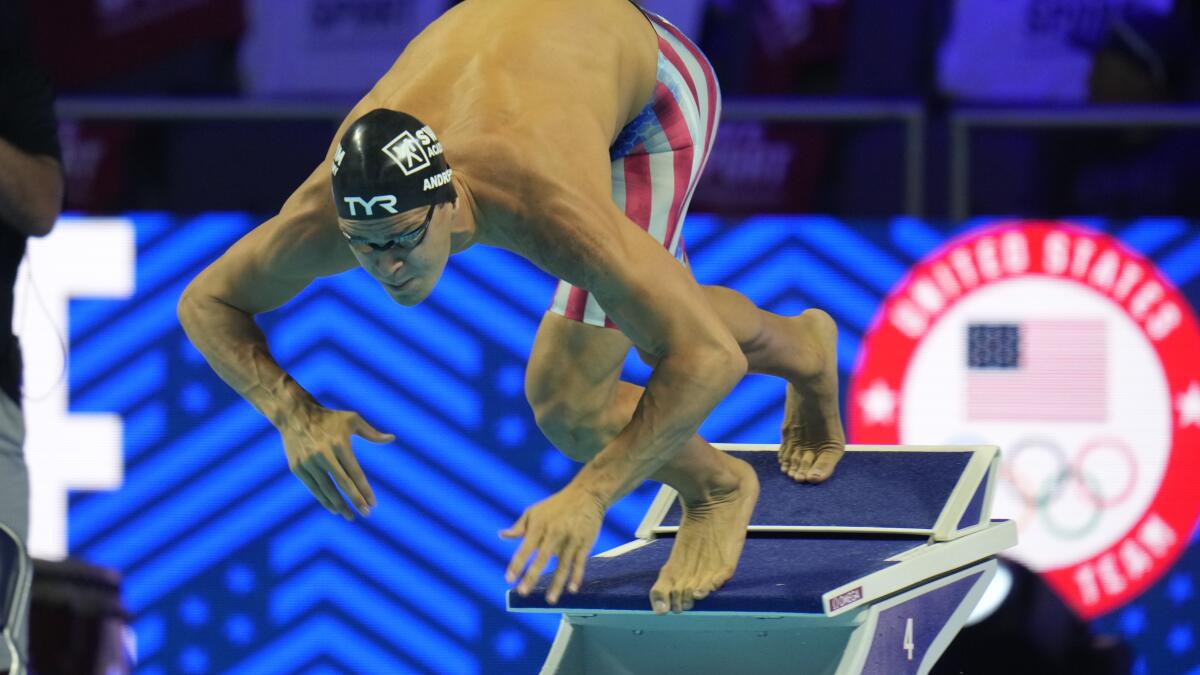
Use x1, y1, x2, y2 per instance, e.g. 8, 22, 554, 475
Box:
508, 444, 1017, 675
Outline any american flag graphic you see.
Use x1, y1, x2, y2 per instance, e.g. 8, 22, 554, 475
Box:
966, 320, 1107, 421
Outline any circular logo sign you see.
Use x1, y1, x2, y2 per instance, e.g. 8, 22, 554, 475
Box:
851, 221, 1200, 618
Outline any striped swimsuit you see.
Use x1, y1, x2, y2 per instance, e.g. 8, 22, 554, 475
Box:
548, 8, 721, 327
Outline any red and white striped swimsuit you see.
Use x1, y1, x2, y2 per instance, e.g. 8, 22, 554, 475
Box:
548, 9, 721, 328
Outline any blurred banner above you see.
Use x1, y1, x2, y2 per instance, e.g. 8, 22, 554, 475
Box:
27, 0, 243, 89
938, 0, 1176, 104
238, 0, 450, 98
12, 214, 1200, 674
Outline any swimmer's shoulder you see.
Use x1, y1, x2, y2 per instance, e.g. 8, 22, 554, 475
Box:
451, 135, 626, 274
262, 166, 357, 279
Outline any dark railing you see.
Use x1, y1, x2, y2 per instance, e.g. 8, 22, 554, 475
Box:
56, 97, 1200, 221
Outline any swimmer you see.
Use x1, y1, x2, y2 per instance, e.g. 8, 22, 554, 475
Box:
177, 0, 845, 615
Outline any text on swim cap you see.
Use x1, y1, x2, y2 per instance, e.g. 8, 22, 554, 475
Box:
420, 128, 444, 159
332, 144, 346, 176
343, 195, 399, 217
423, 169, 452, 192
382, 126, 444, 177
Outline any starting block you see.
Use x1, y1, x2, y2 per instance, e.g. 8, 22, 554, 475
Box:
508, 444, 1017, 675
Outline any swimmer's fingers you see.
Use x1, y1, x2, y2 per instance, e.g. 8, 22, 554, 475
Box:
292, 463, 338, 515
333, 440, 376, 511
502, 488, 605, 597
499, 511, 528, 541
569, 546, 588, 594
547, 537, 592, 604
315, 451, 371, 517
352, 414, 396, 444
300, 462, 354, 520
502, 512, 536, 585
518, 546, 555, 599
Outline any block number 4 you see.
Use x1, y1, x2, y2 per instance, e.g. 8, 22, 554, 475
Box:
902, 617, 915, 660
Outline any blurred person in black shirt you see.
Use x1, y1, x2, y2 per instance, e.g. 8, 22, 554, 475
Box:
0, 2, 64, 673
1044, 6, 1200, 216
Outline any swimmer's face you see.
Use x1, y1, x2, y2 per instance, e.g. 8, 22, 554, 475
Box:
338, 203, 452, 305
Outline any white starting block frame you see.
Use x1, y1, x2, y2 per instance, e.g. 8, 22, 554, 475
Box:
508, 445, 1017, 675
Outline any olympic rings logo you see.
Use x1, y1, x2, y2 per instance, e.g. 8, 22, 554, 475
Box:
999, 436, 1138, 541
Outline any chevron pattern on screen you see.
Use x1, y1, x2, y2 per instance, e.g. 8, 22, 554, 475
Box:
62, 215, 1200, 674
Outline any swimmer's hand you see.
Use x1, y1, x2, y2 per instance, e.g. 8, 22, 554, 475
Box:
278, 406, 395, 520
500, 484, 607, 605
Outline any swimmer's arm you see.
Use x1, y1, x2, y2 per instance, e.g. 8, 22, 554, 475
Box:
522, 194, 747, 507
177, 168, 357, 427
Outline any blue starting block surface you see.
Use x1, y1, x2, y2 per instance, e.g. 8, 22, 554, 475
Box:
660, 452, 965, 531
641, 445, 997, 541
508, 445, 1017, 675
509, 535, 924, 614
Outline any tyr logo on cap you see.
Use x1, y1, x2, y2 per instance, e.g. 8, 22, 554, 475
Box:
383, 131, 431, 176
343, 195, 399, 217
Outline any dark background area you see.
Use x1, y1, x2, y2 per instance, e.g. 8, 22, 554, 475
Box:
3, 0, 1200, 219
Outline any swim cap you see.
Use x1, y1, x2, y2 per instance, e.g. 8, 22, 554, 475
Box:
331, 109, 457, 221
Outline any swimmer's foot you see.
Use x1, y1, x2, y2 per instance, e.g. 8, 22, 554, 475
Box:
650, 453, 759, 614
779, 308, 846, 483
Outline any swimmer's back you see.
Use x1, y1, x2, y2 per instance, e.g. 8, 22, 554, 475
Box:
365, 0, 659, 150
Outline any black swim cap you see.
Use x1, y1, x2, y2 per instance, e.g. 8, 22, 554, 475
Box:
331, 109, 457, 221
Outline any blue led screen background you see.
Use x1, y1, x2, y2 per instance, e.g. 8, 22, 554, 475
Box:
25, 215, 1200, 674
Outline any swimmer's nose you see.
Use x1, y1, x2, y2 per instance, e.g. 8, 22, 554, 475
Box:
369, 249, 406, 279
